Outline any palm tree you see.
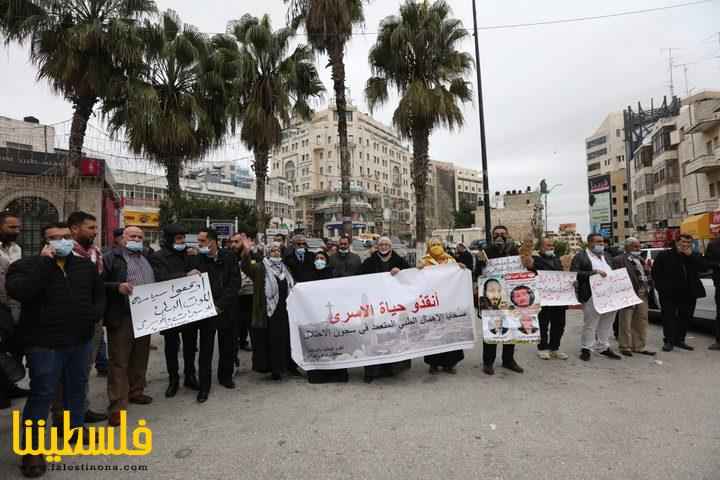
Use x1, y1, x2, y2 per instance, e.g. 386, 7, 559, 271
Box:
215, 14, 324, 238
366, 0, 472, 247
104, 10, 228, 218
286, 0, 364, 239
0, 0, 155, 168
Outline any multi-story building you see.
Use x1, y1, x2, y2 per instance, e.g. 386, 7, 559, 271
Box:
585, 112, 632, 244
473, 188, 544, 241
677, 91, 720, 242
269, 104, 415, 239
185, 160, 254, 189
454, 166, 484, 209
0, 115, 119, 252
546, 223, 583, 253
631, 117, 683, 244
114, 170, 294, 244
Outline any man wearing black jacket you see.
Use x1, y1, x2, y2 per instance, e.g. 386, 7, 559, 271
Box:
190, 228, 238, 403
652, 234, 706, 352
7, 222, 105, 477
103, 226, 155, 426
479, 226, 524, 375
283, 234, 315, 283
149, 224, 199, 398
525, 237, 568, 360
703, 233, 720, 350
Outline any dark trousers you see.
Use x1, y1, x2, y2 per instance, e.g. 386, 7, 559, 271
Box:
197, 318, 217, 393
163, 324, 198, 380
538, 307, 567, 351
217, 323, 237, 383
660, 295, 695, 345
714, 288, 720, 341
238, 295, 252, 346
23, 341, 92, 446
483, 342, 515, 366
95, 327, 108, 371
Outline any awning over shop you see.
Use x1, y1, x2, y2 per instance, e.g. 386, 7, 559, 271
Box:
681, 213, 712, 240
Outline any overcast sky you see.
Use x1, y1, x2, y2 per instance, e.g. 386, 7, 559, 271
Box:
1, 0, 719, 234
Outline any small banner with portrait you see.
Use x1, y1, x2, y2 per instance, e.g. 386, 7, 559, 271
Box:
479, 271, 541, 344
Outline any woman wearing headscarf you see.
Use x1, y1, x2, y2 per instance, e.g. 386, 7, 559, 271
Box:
240, 239, 295, 381
358, 236, 411, 383
306, 251, 349, 384
420, 238, 466, 374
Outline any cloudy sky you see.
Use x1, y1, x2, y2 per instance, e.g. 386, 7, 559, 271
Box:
1, 0, 719, 233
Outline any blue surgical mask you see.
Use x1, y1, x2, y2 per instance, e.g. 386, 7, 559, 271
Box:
592, 245, 604, 255
173, 244, 186, 252
126, 241, 144, 253
198, 246, 210, 255
315, 259, 327, 270
630, 251, 642, 257
296, 248, 306, 256
50, 239, 74, 257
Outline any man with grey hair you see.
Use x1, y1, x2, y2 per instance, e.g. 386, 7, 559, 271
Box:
611, 237, 655, 356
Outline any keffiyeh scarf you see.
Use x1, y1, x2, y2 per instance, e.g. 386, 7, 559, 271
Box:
263, 258, 295, 317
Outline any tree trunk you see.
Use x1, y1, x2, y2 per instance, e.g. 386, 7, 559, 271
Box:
329, 43, 352, 240
165, 160, 183, 223
254, 148, 269, 241
66, 95, 97, 212
412, 128, 430, 257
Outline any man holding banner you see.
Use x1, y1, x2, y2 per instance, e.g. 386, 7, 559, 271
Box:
479, 226, 524, 375
571, 234, 622, 362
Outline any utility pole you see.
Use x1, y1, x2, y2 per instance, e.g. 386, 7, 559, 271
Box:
667, 48, 675, 98
471, 0, 492, 245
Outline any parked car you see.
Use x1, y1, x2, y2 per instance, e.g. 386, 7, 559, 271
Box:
644, 247, 715, 331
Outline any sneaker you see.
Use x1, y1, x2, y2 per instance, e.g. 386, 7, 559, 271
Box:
708, 342, 720, 351
580, 349, 591, 361
600, 349, 622, 360
537, 351, 551, 360
550, 351, 568, 360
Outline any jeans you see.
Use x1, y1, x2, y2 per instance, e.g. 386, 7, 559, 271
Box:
23, 340, 92, 446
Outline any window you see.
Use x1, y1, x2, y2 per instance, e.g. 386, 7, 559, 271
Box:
623, 183, 627, 191
587, 148, 608, 161
316, 135, 321, 145
328, 151, 333, 159
624, 221, 630, 228
588, 162, 601, 172
710, 183, 716, 198
327, 136, 332, 144
612, 198, 617, 205
319, 167, 323, 175
586, 136, 607, 149
612, 186, 617, 193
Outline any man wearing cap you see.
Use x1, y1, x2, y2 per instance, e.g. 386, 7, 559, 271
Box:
149, 224, 199, 397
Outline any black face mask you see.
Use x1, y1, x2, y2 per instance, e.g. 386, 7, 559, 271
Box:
78, 237, 93, 248
0, 233, 18, 244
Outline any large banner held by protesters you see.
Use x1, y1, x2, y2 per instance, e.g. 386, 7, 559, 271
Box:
129, 273, 217, 338
537, 271, 579, 306
589, 268, 642, 314
286, 264, 477, 370
478, 272, 541, 344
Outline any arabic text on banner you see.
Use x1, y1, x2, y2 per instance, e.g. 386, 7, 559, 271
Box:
589, 267, 642, 314
537, 270, 578, 306
129, 273, 217, 338
286, 264, 477, 370
482, 256, 527, 276
479, 271, 541, 344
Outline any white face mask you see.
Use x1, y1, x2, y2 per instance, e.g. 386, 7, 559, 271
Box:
544, 249, 555, 257
630, 251, 642, 257
270, 257, 283, 264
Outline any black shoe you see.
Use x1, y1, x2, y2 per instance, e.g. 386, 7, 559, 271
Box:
219, 379, 236, 389
165, 378, 179, 398
636, 350, 657, 356
620, 350, 633, 357
288, 367, 303, 377
197, 391, 209, 403
9, 385, 30, 399
708, 342, 720, 351
96, 368, 108, 378
184, 374, 200, 391
271, 373, 282, 381
482, 364, 495, 376
674, 342, 694, 351
662, 342, 674, 352
20, 454, 46, 478
84, 410, 107, 423
580, 349, 591, 361
502, 361, 524, 373
600, 349, 622, 360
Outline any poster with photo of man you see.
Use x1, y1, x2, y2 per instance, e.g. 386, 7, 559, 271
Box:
479, 272, 541, 344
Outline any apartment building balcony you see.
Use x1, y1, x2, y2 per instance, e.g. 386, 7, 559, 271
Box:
684, 149, 720, 176
652, 148, 678, 164
687, 198, 720, 216
686, 111, 720, 134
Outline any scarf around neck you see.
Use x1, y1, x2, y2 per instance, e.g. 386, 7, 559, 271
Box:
263, 258, 295, 317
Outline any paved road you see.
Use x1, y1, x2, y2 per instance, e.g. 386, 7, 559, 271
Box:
1, 311, 718, 480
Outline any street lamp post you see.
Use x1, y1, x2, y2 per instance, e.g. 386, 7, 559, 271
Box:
543, 183, 562, 234
471, 0, 492, 246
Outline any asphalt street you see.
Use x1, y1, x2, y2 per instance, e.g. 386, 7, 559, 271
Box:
1, 311, 718, 480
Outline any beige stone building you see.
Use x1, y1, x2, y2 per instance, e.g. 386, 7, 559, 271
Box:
473, 189, 544, 241
0, 115, 118, 252
269, 104, 415, 239
585, 112, 632, 243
